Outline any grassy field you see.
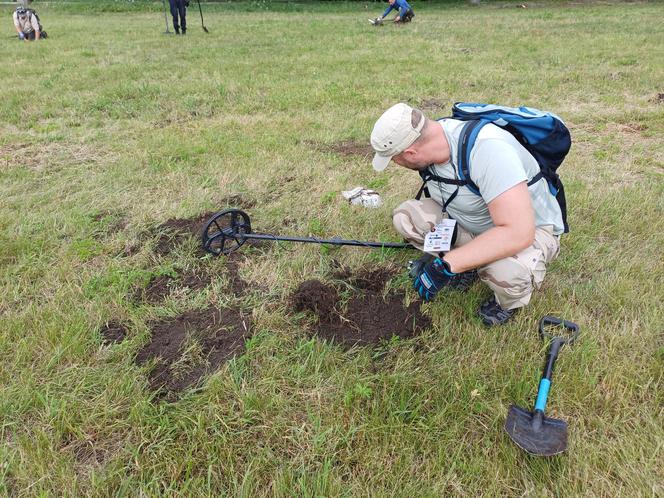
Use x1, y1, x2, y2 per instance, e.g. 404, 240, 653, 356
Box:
1, 1, 663, 496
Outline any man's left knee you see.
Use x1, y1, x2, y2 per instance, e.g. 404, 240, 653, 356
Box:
479, 246, 548, 308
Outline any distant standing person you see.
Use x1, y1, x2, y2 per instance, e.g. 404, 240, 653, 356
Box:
170, 0, 189, 35
13, 6, 46, 41
373, 0, 415, 24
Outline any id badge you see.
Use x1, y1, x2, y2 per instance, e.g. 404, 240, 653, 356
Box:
423, 219, 456, 253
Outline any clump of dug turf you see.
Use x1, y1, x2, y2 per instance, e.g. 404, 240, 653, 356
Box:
291, 267, 430, 347
136, 306, 251, 399
292, 279, 340, 321
99, 321, 128, 345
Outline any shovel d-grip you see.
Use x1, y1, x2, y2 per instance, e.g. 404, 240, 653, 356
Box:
201, 208, 415, 256
505, 316, 579, 456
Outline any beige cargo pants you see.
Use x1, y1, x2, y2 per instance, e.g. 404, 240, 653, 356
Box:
393, 199, 560, 310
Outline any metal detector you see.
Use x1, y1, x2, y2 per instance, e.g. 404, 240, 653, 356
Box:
161, 0, 172, 34
505, 316, 580, 456
196, 0, 209, 33
200, 208, 414, 256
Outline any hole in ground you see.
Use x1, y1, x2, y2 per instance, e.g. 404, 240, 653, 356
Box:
99, 321, 128, 345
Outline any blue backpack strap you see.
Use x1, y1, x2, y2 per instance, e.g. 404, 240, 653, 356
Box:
457, 120, 489, 196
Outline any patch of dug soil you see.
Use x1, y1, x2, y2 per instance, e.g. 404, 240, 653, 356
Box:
225, 253, 249, 296
99, 321, 128, 345
154, 209, 265, 257
324, 141, 373, 159
136, 306, 251, 398
292, 280, 339, 321
651, 93, 664, 104
154, 211, 216, 256
320, 293, 429, 346
291, 272, 430, 347
134, 268, 212, 304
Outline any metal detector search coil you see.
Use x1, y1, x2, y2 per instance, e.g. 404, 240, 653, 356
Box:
201, 208, 414, 256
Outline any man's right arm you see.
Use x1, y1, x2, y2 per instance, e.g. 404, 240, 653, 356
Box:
31, 14, 40, 40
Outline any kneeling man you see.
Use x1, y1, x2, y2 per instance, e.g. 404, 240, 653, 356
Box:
371, 103, 564, 326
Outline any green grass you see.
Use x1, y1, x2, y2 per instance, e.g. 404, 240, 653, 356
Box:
1, 1, 663, 495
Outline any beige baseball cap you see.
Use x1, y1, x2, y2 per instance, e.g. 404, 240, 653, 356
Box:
371, 103, 425, 171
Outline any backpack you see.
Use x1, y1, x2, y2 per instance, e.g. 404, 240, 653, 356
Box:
417, 103, 571, 233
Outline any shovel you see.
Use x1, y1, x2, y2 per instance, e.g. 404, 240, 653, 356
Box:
505, 316, 579, 456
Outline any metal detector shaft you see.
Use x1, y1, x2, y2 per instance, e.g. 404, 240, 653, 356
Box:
161, 0, 171, 33
238, 232, 412, 249
200, 208, 414, 256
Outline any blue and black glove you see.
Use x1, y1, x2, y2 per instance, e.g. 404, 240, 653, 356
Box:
18, 32, 25, 40
412, 257, 457, 301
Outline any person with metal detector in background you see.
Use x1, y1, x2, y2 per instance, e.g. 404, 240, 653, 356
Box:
370, 0, 415, 25
169, 0, 189, 35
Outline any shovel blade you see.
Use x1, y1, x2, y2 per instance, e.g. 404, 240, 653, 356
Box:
505, 405, 568, 456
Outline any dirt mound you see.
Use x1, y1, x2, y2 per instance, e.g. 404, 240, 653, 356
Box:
136, 306, 251, 398
99, 321, 128, 345
134, 268, 212, 304
325, 141, 373, 158
292, 280, 339, 321
291, 267, 430, 347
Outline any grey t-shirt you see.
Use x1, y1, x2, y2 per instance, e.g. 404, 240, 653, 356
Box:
425, 119, 565, 235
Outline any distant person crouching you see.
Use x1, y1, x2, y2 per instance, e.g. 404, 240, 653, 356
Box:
373, 0, 415, 24
13, 7, 46, 41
